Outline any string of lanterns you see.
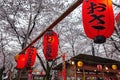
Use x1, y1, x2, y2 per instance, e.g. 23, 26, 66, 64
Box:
67, 60, 119, 80
14, 46, 37, 70
14, 0, 116, 70
69, 60, 118, 71
13, 1, 119, 78
14, 30, 59, 70
12, 1, 119, 80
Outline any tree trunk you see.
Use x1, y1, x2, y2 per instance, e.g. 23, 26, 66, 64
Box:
44, 71, 51, 80
0, 67, 5, 80
0, 70, 3, 80
44, 61, 51, 80
15, 70, 22, 80
8, 70, 12, 80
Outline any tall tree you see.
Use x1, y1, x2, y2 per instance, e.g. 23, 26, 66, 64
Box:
0, 0, 120, 80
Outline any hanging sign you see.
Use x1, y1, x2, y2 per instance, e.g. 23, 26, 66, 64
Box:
43, 30, 58, 61
82, 0, 114, 43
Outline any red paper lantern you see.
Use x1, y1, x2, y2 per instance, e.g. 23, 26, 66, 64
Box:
82, 0, 114, 43
25, 47, 37, 68
43, 30, 58, 61
16, 54, 26, 69
97, 64, 102, 70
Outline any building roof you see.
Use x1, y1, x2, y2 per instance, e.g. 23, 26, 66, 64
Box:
72, 54, 120, 66
53, 54, 120, 71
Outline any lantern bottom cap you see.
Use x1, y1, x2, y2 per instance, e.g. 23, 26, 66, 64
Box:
94, 36, 106, 44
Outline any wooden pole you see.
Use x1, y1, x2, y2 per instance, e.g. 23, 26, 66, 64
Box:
62, 53, 66, 80
18, 0, 83, 54
102, 71, 105, 80
74, 65, 77, 80
82, 68, 85, 80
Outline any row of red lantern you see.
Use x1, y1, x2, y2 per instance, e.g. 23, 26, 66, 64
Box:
97, 64, 118, 70
14, 47, 37, 69
15, 30, 59, 69
82, 0, 114, 43
75, 61, 117, 70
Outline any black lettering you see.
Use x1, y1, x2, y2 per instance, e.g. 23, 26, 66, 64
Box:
89, 14, 105, 24
87, 2, 106, 14
92, 25, 105, 30
87, 2, 106, 30
46, 44, 52, 57
27, 48, 34, 67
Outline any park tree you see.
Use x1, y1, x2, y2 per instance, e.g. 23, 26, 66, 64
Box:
0, 0, 120, 80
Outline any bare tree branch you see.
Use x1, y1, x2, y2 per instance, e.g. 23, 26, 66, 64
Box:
110, 37, 120, 52
37, 54, 47, 72
112, 1, 120, 7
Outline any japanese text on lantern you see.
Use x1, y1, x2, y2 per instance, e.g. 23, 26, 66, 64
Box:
26, 47, 37, 68
46, 31, 53, 57
87, 2, 106, 30
27, 48, 34, 67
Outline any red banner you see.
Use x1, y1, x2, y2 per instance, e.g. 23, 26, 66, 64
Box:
28, 73, 33, 80
62, 53, 66, 80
